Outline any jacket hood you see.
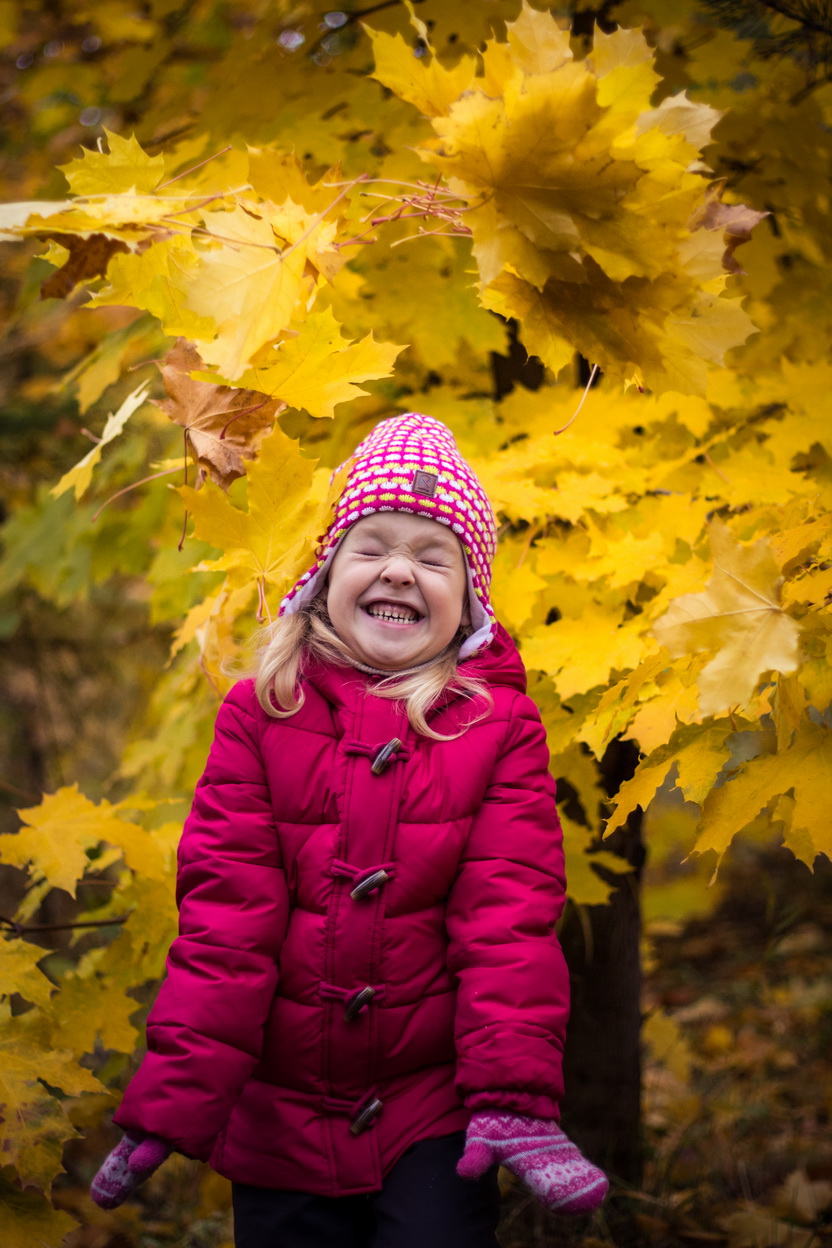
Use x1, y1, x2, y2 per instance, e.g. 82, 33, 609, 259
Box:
461, 623, 527, 694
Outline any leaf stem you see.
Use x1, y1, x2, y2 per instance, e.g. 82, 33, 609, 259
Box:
553, 364, 599, 435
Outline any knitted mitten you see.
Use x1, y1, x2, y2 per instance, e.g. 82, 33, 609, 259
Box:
457, 1112, 608, 1215
91, 1133, 172, 1209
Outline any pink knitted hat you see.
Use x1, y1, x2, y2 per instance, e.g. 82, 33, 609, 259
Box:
280, 413, 498, 658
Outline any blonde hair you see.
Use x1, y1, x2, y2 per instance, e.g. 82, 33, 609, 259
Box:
254, 598, 493, 742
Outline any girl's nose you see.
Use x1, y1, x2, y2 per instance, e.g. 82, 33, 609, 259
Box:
380, 556, 415, 587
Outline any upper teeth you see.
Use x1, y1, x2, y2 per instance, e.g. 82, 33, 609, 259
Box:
368, 605, 418, 622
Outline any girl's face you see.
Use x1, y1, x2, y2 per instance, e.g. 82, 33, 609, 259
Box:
325, 512, 470, 671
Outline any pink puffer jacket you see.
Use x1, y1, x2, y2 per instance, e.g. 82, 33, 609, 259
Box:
114, 625, 569, 1196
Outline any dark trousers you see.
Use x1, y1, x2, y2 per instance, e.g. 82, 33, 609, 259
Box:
232, 1131, 501, 1248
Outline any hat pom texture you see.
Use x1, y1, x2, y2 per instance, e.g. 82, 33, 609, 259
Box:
280, 414, 497, 658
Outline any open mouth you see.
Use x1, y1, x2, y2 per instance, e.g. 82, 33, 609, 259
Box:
364, 602, 423, 625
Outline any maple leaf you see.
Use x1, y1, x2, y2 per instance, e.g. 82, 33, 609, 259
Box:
523, 608, 645, 700
689, 179, 770, 275
6, 785, 146, 898
0, 1179, 79, 1248
652, 520, 801, 715
368, 5, 764, 393
605, 721, 734, 837
58, 129, 165, 196
563, 814, 633, 906
0, 941, 53, 1009
185, 199, 340, 380
154, 341, 282, 488
178, 424, 331, 615
90, 234, 217, 340
366, 27, 476, 118
44, 960, 141, 1056
694, 720, 832, 868
0, 1005, 105, 1193
244, 307, 403, 420
51, 381, 150, 501
40, 231, 130, 300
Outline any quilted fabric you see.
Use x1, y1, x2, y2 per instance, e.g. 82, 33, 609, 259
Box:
114, 626, 569, 1196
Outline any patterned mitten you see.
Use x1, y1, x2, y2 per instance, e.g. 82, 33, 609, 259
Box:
91, 1132, 172, 1209
457, 1112, 608, 1214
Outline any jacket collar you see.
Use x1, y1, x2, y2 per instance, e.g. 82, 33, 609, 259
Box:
300, 623, 526, 718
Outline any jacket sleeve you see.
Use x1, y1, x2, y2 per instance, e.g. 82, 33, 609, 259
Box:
113, 681, 289, 1159
445, 694, 569, 1121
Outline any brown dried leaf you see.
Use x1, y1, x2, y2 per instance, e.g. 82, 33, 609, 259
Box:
690, 181, 769, 275
40, 232, 129, 300
155, 340, 283, 489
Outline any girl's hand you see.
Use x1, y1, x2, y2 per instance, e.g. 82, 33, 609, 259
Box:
90, 1132, 172, 1209
457, 1111, 608, 1215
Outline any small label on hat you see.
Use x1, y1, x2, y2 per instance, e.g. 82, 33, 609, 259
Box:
412, 470, 438, 497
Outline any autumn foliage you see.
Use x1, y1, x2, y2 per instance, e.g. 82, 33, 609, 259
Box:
1, 0, 831, 1243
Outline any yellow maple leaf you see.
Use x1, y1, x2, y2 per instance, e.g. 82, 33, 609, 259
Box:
7, 786, 143, 899
563, 814, 633, 906
245, 307, 403, 420
489, 540, 549, 635
605, 721, 734, 837
652, 519, 801, 715
44, 957, 141, 1056
693, 721, 832, 868
58, 129, 165, 196
506, 0, 575, 76
185, 200, 335, 380
0, 1184, 78, 1248
90, 234, 216, 340
50, 381, 150, 500
0, 940, 53, 1010
368, 8, 763, 393
523, 609, 645, 699
366, 28, 476, 118
0, 1005, 104, 1193
179, 425, 330, 612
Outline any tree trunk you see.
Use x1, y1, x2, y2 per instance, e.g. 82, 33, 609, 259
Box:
559, 741, 645, 1188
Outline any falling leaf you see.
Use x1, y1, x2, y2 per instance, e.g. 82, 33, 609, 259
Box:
50, 381, 150, 501
40, 231, 130, 300
689, 180, 770, 275
369, 5, 764, 393
58, 129, 165, 196
652, 520, 801, 714
185, 199, 336, 380
155, 340, 282, 488
245, 307, 403, 420
366, 28, 476, 118
178, 424, 331, 612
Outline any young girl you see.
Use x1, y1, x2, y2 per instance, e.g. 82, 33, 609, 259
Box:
91, 414, 608, 1246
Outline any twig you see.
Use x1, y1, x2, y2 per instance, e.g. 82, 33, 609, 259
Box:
156, 144, 234, 190
0, 913, 129, 937
0, 778, 39, 801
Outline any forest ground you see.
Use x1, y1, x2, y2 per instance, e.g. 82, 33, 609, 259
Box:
53, 843, 832, 1248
